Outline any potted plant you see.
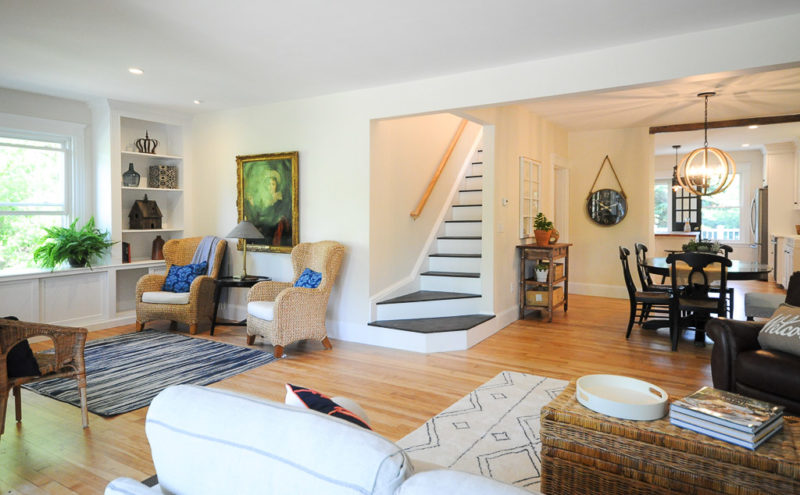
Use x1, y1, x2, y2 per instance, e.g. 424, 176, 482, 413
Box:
533, 212, 554, 246
535, 262, 549, 282
33, 217, 116, 270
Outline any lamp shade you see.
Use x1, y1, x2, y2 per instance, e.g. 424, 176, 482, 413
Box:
226, 221, 264, 240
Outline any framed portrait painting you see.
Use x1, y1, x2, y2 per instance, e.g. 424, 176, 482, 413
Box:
236, 151, 299, 253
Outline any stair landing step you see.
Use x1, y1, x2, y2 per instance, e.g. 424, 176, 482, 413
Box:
438, 236, 480, 240
445, 220, 481, 223
421, 271, 479, 278
377, 290, 480, 305
452, 204, 481, 208
369, 314, 495, 333
466, 175, 482, 179
429, 253, 481, 258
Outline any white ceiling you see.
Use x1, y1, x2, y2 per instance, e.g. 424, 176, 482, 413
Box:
2, 0, 800, 116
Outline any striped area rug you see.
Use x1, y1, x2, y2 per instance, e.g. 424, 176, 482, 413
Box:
23, 330, 275, 416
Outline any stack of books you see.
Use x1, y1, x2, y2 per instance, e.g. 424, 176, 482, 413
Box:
669, 387, 784, 450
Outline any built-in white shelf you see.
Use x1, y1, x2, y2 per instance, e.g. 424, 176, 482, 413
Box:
122, 186, 184, 193
122, 150, 183, 160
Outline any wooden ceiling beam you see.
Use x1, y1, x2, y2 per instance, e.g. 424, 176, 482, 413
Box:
649, 114, 800, 134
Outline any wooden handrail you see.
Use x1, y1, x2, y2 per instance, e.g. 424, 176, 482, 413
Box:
410, 118, 468, 219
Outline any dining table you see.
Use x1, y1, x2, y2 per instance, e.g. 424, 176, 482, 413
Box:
639, 256, 771, 346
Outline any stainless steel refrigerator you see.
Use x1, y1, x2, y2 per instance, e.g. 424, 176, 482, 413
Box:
750, 187, 768, 279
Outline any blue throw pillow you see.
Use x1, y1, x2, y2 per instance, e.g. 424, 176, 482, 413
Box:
294, 268, 322, 288
162, 262, 208, 293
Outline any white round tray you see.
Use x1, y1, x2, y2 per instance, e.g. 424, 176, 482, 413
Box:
575, 374, 668, 421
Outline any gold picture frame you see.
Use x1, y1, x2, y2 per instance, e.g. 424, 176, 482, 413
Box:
236, 151, 299, 253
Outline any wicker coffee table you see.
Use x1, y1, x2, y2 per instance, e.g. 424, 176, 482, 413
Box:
540, 382, 800, 494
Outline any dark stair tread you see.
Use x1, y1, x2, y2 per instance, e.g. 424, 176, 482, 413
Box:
429, 253, 481, 258
452, 204, 481, 208
377, 290, 480, 305
459, 189, 482, 193
471, 161, 483, 165
369, 314, 495, 333
465, 175, 483, 178
445, 220, 481, 223
420, 271, 479, 278
438, 236, 481, 240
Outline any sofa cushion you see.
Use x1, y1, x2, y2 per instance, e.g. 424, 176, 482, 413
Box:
757, 303, 800, 357
735, 349, 800, 400
146, 385, 410, 495
397, 470, 535, 495
285, 383, 371, 429
142, 291, 191, 305
162, 262, 208, 293
247, 301, 274, 321
294, 268, 322, 288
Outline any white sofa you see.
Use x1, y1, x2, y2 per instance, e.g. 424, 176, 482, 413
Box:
105, 385, 534, 495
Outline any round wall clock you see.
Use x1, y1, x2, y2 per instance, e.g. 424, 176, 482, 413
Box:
587, 188, 627, 226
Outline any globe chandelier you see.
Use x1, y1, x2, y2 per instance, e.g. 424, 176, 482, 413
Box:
676, 92, 736, 196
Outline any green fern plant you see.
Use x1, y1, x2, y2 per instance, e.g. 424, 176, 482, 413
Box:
33, 217, 115, 270
533, 212, 553, 232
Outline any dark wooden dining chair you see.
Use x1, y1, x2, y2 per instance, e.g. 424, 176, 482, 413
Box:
620, 247, 673, 339
712, 244, 734, 318
634, 243, 670, 292
666, 252, 732, 351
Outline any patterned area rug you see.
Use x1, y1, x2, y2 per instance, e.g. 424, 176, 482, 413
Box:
397, 371, 567, 492
24, 330, 275, 416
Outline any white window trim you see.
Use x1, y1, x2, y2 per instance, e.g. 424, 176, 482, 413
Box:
0, 112, 88, 223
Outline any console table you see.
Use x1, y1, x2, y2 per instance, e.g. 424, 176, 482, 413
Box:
517, 243, 571, 322
540, 382, 800, 494
211, 276, 270, 335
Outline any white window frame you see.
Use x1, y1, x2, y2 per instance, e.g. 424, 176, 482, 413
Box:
519, 156, 541, 238
654, 178, 672, 234
0, 112, 87, 225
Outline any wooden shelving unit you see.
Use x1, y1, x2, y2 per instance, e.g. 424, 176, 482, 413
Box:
518, 243, 571, 322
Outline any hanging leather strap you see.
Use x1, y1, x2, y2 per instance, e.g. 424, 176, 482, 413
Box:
587, 155, 627, 200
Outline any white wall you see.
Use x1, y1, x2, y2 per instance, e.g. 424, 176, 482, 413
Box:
568, 128, 654, 298
190, 14, 800, 347
369, 114, 481, 295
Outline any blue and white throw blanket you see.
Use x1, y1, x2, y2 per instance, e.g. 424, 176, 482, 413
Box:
191, 236, 222, 275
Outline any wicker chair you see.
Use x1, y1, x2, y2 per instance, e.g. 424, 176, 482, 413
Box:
246, 241, 345, 358
135, 237, 227, 335
1, 318, 88, 438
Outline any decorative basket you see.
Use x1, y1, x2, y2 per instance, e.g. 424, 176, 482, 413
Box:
148, 165, 178, 189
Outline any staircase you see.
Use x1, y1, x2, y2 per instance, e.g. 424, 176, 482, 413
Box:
369, 147, 495, 348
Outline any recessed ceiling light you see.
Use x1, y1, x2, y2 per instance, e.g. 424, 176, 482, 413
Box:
193, 99, 203, 105
742, 143, 750, 147
748, 125, 758, 129
128, 67, 144, 75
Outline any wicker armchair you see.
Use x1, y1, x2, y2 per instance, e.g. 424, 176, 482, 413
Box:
246, 241, 344, 358
1, 318, 88, 438
135, 237, 227, 335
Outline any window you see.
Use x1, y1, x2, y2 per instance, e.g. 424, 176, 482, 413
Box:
701, 174, 741, 241
668, 173, 742, 241
654, 179, 670, 233
519, 157, 541, 238
0, 131, 74, 270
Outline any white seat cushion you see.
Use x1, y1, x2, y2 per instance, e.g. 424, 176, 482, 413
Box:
248, 301, 275, 321
142, 291, 191, 305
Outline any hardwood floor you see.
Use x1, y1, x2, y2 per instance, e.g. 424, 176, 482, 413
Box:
0, 281, 783, 493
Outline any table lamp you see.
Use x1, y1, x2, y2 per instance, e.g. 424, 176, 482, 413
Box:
226, 220, 265, 279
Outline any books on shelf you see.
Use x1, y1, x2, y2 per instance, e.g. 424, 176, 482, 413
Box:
669, 387, 784, 450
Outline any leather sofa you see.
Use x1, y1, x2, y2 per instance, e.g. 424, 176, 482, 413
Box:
706, 272, 800, 415
104, 385, 532, 495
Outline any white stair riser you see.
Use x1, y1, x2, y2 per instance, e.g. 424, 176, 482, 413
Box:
451, 206, 482, 221
444, 221, 481, 237
458, 190, 482, 204
436, 238, 481, 254
421, 275, 482, 293
464, 176, 483, 189
376, 296, 482, 320
429, 256, 481, 272
469, 163, 484, 176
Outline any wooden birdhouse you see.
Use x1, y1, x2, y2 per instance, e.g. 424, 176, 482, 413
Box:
129, 194, 163, 229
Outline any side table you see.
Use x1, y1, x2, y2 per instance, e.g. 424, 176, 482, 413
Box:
211, 276, 271, 335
